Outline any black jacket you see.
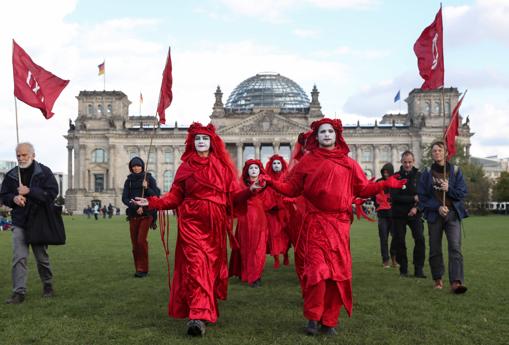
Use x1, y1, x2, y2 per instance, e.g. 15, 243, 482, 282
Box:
121, 157, 160, 218
390, 166, 421, 219
0, 161, 58, 227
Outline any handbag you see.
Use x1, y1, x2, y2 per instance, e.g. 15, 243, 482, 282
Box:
25, 201, 66, 245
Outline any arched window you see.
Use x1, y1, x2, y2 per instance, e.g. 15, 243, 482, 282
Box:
107, 104, 112, 114
92, 149, 107, 163
87, 104, 94, 115
425, 102, 431, 115
164, 150, 174, 164
362, 148, 372, 162
163, 170, 173, 192
97, 104, 103, 115
434, 102, 441, 115
380, 147, 391, 162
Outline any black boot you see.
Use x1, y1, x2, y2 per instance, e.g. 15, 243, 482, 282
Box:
414, 266, 427, 278
320, 324, 338, 336
305, 320, 318, 336
5, 292, 25, 304
187, 319, 206, 336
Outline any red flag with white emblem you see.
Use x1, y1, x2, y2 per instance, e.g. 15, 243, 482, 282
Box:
12, 40, 69, 119
413, 7, 444, 90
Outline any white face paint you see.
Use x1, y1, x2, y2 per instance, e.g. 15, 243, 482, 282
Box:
317, 123, 336, 148
272, 159, 282, 172
248, 164, 260, 178
194, 134, 211, 152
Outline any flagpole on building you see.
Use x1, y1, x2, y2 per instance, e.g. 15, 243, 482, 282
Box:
103, 60, 106, 91
139, 92, 142, 116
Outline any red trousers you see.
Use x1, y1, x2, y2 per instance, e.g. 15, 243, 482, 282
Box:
129, 216, 152, 273
303, 279, 345, 327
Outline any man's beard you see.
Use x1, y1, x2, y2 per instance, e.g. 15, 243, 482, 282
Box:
19, 160, 33, 169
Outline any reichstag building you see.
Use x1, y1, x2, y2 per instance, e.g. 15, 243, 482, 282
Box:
64, 72, 472, 212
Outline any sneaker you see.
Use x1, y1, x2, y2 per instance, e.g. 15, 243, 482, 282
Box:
305, 320, 319, 336
319, 325, 338, 336
43, 283, 54, 297
134, 272, 148, 278
391, 256, 399, 268
250, 279, 262, 288
383, 260, 390, 269
451, 281, 468, 294
433, 279, 444, 290
5, 292, 25, 304
187, 320, 206, 336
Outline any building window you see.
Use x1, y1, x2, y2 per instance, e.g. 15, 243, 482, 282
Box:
129, 150, 139, 159
425, 102, 431, 115
94, 174, 104, 192
107, 104, 112, 114
362, 148, 372, 162
279, 144, 291, 163
97, 104, 103, 115
87, 104, 94, 115
148, 151, 156, 164
164, 150, 174, 164
260, 145, 274, 165
380, 148, 391, 162
92, 149, 107, 163
163, 170, 173, 192
434, 102, 441, 115
243, 144, 255, 161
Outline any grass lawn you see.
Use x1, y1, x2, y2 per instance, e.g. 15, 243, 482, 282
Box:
0, 215, 508, 345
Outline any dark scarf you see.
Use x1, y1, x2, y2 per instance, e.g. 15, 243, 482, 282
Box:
19, 162, 35, 186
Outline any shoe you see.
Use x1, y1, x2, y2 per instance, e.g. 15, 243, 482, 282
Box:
5, 292, 25, 304
43, 283, 54, 297
250, 279, 262, 288
383, 260, 390, 269
305, 320, 319, 336
414, 267, 427, 279
319, 325, 338, 336
134, 272, 148, 278
391, 256, 399, 268
451, 281, 468, 294
433, 279, 444, 290
187, 319, 206, 336
400, 272, 409, 277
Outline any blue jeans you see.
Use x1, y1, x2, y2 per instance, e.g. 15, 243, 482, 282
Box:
378, 217, 396, 262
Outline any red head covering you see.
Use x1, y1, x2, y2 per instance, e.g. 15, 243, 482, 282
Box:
241, 159, 266, 186
265, 154, 288, 178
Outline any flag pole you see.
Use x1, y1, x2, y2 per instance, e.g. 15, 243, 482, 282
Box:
139, 92, 142, 116
440, 87, 447, 206
103, 61, 106, 91
13, 96, 22, 187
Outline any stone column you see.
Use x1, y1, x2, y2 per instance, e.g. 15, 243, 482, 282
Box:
356, 145, 362, 164
67, 146, 73, 189
173, 146, 179, 172
236, 142, 243, 173
373, 145, 379, 177
74, 143, 80, 189
391, 145, 398, 167
109, 144, 116, 191
254, 143, 261, 160
80, 145, 87, 190
273, 141, 280, 155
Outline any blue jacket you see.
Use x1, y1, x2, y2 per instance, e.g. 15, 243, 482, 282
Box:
0, 161, 58, 228
418, 163, 468, 223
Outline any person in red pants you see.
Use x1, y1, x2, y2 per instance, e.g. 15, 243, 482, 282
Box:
265, 118, 406, 335
122, 157, 160, 278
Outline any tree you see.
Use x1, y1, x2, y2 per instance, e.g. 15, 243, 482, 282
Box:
493, 172, 509, 201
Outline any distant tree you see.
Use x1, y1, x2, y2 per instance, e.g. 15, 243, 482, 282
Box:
493, 172, 509, 201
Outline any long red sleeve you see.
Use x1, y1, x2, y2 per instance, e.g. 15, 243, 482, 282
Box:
147, 183, 184, 210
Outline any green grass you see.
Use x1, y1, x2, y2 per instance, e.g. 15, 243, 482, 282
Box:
0, 215, 508, 345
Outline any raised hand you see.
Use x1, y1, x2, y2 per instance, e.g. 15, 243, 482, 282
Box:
383, 174, 407, 189
131, 197, 149, 206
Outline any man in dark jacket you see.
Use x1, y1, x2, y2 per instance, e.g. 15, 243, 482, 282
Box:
122, 157, 160, 277
373, 163, 397, 268
0, 143, 58, 304
418, 141, 468, 293
391, 151, 426, 278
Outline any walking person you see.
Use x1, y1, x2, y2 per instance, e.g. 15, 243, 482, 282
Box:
418, 141, 468, 293
0, 143, 58, 304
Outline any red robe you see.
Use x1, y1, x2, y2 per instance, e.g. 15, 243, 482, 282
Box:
264, 172, 290, 257
271, 148, 378, 319
147, 153, 248, 323
229, 184, 268, 285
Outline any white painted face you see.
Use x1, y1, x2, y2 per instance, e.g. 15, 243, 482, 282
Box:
317, 123, 336, 148
194, 134, 211, 152
248, 164, 260, 178
272, 159, 282, 172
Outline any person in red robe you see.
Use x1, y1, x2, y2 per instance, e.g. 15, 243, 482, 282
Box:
264, 155, 291, 268
264, 118, 406, 336
131, 122, 253, 337
229, 159, 269, 288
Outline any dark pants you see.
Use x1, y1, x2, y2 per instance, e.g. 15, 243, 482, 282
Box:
377, 217, 396, 262
394, 217, 425, 274
427, 211, 464, 284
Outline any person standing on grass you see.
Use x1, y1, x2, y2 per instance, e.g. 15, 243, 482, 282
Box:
391, 151, 426, 278
131, 122, 255, 337
0, 142, 58, 304
122, 157, 160, 278
264, 118, 406, 336
418, 141, 468, 293
228, 159, 269, 288
373, 162, 398, 269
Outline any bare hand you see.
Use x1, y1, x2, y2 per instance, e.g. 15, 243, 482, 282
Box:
439, 206, 449, 218
441, 180, 449, 192
142, 180, 148, 189
13, 195, 26, 207
17, 185, 30, 196
408, 207, 417, 217
131, 197, 148, 206
250, 179, 264, 193
136, 207, 144, 215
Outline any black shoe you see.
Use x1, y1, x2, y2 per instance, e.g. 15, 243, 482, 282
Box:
414, 267, 427, 278
250, 279, 262, 288
5, 292, 25, 304
187, 320, 206, 336
400, 272, 409, 277
43, 283, 54, 297
305, 320, 319, 336
134, 272, 148, 278
319, 325, 338, 336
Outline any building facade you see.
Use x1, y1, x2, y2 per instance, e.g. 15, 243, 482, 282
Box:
64, 73, 472, 213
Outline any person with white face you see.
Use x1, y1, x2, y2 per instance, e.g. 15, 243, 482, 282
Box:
194, 134, 210, 155
316, 123, 336, 149
271, 159, 282, 172
248, 164, 260, 179
1, 142, 59, 304
418, 141, 468, 293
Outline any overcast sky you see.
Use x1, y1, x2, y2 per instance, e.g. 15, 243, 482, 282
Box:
1, 0, 508, 172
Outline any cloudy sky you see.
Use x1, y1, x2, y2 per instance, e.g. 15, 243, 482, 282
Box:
1, 0, 508, 172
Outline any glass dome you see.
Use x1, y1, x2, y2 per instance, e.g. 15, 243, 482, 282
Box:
225, 72, 310, 113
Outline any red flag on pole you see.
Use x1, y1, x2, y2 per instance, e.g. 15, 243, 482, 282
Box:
156, 47, 173, 125
12, 40, 69, 119
413, 7, 444, 90
444, 91, 467, 160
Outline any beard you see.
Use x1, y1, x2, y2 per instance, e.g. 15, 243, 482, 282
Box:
19, 160, 34, 169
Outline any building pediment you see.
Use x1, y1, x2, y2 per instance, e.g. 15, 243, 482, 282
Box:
217, 112, 309, 135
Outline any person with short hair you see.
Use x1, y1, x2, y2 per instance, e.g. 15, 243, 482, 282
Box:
0, 142, 58, 304
418, 141, 468, 293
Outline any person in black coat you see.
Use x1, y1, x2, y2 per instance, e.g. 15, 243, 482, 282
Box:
391, 151, 426, 278
0, 142, 58, 304
122, 157, 160, 277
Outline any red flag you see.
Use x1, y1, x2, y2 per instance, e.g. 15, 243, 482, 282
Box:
12, 40, 69, 119
156, 47, 173, 125
444, 91, 466, 160
413, 7, 444, 90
